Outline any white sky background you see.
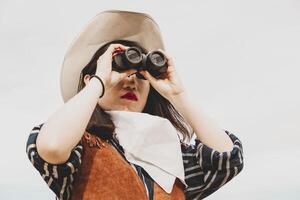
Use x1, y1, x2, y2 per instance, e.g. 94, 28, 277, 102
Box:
0, 0, 299, 199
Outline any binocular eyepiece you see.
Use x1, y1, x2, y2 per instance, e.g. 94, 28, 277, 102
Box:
112, 47, 168, 79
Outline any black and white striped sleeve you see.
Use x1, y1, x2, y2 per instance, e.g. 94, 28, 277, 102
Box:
181, 129, 244, 200
26, 123, 83, 200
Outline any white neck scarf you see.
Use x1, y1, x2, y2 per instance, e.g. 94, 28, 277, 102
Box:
106, 110, 187, 193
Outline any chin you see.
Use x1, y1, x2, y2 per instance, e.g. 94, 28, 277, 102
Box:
104, 103, 143, 112
122, 106, 143, 112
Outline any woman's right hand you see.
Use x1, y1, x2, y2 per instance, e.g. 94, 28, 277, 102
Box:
94, 43, 137, 89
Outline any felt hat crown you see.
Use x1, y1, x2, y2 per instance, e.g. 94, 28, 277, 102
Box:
60, 10, 165, 102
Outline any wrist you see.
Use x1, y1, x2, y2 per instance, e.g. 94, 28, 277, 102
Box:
169, 91, 189, 106
89, 76, 105, 98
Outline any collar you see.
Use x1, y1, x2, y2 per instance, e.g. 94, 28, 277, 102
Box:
106, 110, 187, 193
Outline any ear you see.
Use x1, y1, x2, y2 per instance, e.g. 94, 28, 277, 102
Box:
83, 74, 91, 85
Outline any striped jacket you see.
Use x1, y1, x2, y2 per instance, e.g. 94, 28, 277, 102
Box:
26, 123, 244, 200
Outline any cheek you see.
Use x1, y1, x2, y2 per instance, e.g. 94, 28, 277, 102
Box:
141, 82, 150, 100
98, 87, 119, 105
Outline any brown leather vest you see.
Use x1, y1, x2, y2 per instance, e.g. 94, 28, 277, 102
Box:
70, 132, 186, 200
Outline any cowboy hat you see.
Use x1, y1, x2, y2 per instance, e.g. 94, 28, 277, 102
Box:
60, 10, 166, 102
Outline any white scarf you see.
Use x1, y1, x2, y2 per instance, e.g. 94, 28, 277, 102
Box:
106, 110, 187, 193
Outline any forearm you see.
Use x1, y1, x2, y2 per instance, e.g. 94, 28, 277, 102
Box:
37, 78, 103, 157
169, 92, 234, 152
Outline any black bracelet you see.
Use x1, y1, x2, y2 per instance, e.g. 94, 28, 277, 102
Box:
89, 75, 105, 98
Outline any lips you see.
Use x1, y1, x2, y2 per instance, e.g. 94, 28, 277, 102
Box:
121, 92, 138, 101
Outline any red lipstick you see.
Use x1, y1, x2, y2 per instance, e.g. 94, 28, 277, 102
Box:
121, 92, 138, 101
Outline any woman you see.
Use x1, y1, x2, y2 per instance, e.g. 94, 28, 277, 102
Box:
26, 10, 244, 200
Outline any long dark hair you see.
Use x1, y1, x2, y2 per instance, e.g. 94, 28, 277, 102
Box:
77, 40, 193, 143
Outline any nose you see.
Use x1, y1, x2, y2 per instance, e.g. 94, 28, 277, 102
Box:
126, 72, 138, 81
123, 72, 138, 90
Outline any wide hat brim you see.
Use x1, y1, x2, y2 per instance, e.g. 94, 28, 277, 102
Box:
60, 10, 166, 102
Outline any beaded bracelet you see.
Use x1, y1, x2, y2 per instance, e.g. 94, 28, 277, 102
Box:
89, 75, 105, 98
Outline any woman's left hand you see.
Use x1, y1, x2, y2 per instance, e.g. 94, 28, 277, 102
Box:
139, 50, 186, 102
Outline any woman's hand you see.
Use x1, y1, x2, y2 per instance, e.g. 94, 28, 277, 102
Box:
93, 43, 137, 89
139, 50, 186, 102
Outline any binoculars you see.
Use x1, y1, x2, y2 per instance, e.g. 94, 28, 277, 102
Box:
112, 47, 168, 79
